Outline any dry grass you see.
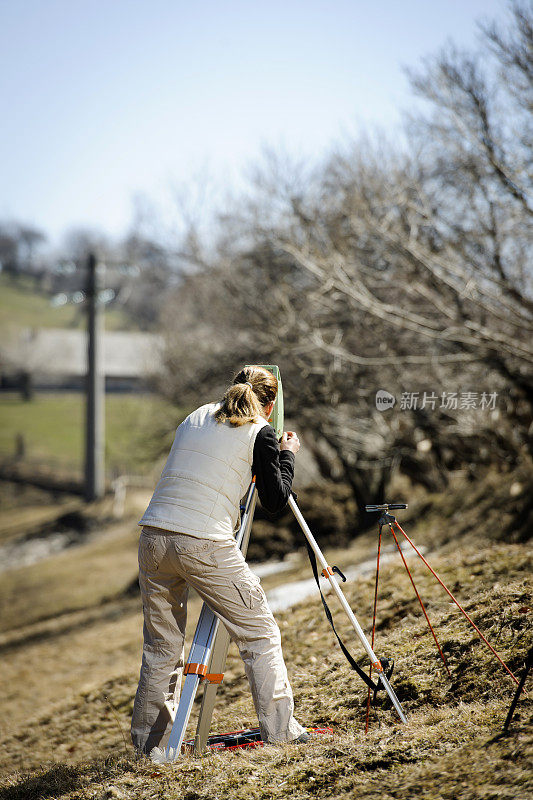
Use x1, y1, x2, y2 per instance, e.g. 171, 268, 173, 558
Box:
0, 520, 140, 635
0, 464, 531, 799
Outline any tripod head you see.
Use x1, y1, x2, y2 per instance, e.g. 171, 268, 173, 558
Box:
366, 503, 407, 527
365, 503, 408, 512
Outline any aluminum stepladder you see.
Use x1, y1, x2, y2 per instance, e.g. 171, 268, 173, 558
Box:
154, 366, 408, 762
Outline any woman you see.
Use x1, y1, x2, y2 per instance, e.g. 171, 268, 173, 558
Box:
131, 365, 307, 755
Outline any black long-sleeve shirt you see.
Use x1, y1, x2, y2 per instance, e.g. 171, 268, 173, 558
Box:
252, 425, 295, 514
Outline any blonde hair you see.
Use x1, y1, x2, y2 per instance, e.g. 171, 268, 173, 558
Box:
214, 366, 278, 427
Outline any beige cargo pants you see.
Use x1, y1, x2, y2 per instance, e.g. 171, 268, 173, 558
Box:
131, 527, 305, 754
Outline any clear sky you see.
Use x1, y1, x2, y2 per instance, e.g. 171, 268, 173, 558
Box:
1, 0, 508, 245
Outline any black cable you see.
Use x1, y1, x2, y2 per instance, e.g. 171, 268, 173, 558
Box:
304, 540, 380, 693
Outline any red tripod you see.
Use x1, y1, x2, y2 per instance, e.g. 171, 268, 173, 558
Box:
364, 503, 521, 732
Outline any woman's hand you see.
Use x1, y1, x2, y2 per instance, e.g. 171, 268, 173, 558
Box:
280, 431, 300, 454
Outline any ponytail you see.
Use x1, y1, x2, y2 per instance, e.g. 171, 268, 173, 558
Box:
214, 366, 278, 427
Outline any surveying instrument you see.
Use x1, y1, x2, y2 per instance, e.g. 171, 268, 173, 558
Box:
151, 366, 407, 763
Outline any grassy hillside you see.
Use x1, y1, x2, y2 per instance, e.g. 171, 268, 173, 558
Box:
0, 465, 531, 799
0, 273, 132, 331
0, 392, 183, 477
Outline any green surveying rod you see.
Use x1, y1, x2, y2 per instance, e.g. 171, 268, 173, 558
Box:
257, 364, 284, 438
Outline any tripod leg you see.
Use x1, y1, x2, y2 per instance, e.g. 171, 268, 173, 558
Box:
365, 524, 383, 732
388, 523, 451, 677
288, 495, 408, 724
503, 647, 532, 732
194, 626, 232, 754
392, 520, 519, 687
163, 605, 220, 758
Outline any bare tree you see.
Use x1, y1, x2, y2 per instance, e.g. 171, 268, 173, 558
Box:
157, 2, 532, 521
0, 221, 47, 276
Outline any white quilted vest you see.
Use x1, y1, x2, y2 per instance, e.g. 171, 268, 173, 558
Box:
138, 402, 268, 540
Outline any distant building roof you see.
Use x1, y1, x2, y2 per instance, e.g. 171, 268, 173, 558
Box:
0, 327, 164, 378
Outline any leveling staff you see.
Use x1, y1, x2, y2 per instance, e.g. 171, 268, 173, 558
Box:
131, 365, 308, 755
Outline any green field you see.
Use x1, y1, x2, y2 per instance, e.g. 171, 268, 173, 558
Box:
0, 273, 133, 331
0, 273, 185, 481
0, 392, 185, 477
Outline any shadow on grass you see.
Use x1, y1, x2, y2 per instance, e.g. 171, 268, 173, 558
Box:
0, 764, 80, 800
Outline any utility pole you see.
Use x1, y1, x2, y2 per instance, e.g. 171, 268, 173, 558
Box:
84, 252, 105, 501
